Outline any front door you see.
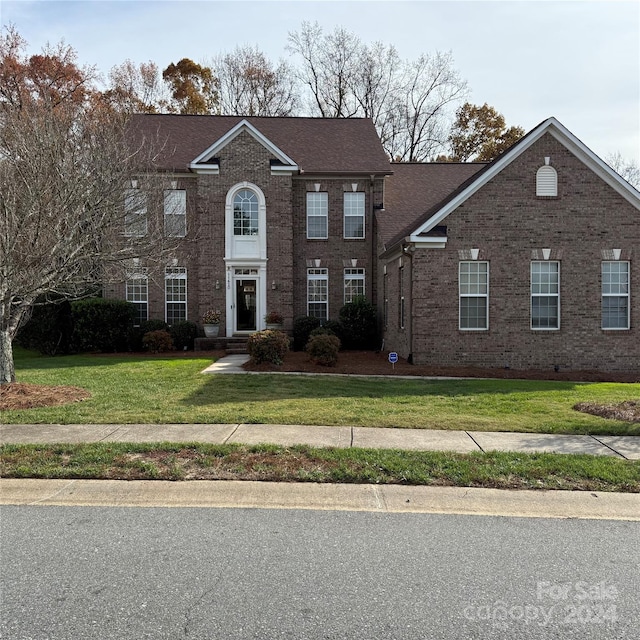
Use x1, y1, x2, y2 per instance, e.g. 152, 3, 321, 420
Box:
235, 278, 257, 332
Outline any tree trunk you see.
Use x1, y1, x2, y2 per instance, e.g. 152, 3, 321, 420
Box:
0, 329, 16, 384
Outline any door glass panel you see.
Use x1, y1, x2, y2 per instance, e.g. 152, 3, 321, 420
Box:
236, 279, 256, 331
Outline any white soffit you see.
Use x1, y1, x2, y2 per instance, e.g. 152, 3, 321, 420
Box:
409, 117, 640, 241
189, 119, 298, 172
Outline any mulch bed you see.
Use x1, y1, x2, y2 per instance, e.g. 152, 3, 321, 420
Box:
1, 383, 91, 410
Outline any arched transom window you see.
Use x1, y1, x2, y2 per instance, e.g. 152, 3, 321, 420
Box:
233, 189, 259, 236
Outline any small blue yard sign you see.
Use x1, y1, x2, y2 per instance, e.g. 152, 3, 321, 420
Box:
388, 352, 398, 369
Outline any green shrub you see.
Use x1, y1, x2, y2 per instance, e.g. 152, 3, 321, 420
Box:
292, 315, 321, 351
128, 319, 170, 351
306, 333, 341, 367
142, 330, 174, 353
247, 329, 290, 365
169, 321, 198, 350
16, 296, 73, 355
339, 296, 378, 350
71, 298, 137, 353
309, 320, 344, 346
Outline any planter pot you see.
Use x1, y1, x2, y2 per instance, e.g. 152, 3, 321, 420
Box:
203, 324, 220, 338
266, 324, 283, 331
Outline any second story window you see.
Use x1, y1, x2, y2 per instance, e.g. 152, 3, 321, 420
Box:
124, 188, 147, 237
344, 192, 365, 239
307, 192, 328, 239
164, 189, 187, 237
233, 189, 259, 236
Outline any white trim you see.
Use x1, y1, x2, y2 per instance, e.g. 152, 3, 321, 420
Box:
531, 260, 560, 331
225, 182, 267, 261
459, 261, 489, 331
189, 119, 298, 173
410, 118, 640, 239
601, 261, 630, 330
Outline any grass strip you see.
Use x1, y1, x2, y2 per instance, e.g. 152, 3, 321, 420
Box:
2, 443, 638, 492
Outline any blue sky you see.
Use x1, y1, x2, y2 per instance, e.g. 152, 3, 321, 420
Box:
2, 0, 639, 162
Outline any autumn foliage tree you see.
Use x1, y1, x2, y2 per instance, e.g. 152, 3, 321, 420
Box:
0, 28, 174, 383
162, 58, 218, 114
446, 102, 525, 162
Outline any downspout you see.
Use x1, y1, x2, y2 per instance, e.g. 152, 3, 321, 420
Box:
402, 243, 414, 364
369, 175, 376, 305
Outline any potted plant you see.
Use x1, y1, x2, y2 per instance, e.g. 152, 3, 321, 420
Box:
202, 309, 221, 337
264, 311, 284, 330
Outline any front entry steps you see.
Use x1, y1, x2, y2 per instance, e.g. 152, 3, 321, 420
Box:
194, 336, 249, 354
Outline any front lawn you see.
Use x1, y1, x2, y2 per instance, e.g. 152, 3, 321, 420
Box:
3, 349, 639, 435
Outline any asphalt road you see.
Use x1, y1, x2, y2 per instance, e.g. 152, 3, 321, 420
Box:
1, 506, 638, 639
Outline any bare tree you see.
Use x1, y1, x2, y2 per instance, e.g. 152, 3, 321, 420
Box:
606, 151, 640, 189
104, 59, 170, 114
288, 22, 360, 117
288, 23, 467, 161
214, 45, 300, 116
0, 29, 176, 383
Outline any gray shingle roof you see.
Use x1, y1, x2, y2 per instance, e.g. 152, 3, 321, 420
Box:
129, 114, 392, 174
379, 162, 486, 249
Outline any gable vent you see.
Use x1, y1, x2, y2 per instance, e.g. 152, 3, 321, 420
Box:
536, 163, 558, 196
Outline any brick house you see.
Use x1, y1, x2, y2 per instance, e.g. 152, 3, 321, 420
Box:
111, 115, 640, 372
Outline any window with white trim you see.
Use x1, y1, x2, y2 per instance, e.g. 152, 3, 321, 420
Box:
165, 266, 187, 324
126, 270, 148, 326
307, 268, 328, 320
343, 192, 365, 239
233, 189, 259, 236
344, 268, 365, 304
164, 189, 186, 237
307, 192, 328, 239
531, 261, 559, 329
124, 188, 147, 237
602, 261, 630, 329
459, 261, 489, 330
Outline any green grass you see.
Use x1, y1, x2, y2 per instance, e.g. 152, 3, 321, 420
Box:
1, 442, 638, 492
4, 348, 640, 435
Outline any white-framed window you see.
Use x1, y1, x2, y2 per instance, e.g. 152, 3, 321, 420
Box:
307, 192, 328, 239
344, 268, 365, 304
459, 261, 489, 330
233, 189, 259, 236
602, 261, 630, 329
126, 270, 148, 326
399, 266, 405, 330
165, 266, 187, 324
307, 268, 328, 320
531, 261, 560, 329
124, 188, 147, 237
344, 192, 365, 239
164, 189, 187, 237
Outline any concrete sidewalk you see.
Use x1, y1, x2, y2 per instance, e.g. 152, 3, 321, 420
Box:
1, 422, 639, 459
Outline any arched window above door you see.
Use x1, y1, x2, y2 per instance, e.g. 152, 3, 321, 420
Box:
233, 189, 259, 236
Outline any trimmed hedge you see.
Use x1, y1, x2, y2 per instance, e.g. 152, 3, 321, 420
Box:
71, 298, 136, 353
16, 296, 73, 355
339, 296, 378, 350
247, 329, 290, 365
292, 315, 321, 351
306, 333, 341, 367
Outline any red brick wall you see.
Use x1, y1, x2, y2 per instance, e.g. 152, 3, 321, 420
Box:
404, 133, 640, 372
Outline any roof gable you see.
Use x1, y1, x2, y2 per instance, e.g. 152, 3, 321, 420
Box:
190, 119, 297, 174
405, 117, 640, 245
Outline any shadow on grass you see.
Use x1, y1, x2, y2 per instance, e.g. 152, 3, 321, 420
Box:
181, 372, 590, 407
